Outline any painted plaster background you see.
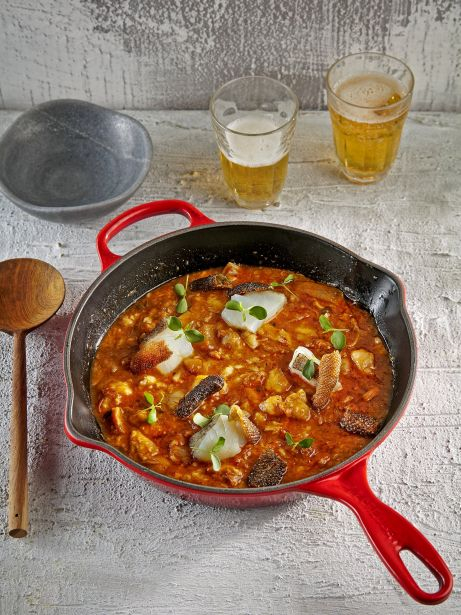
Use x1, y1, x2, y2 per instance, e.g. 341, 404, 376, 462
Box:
0, 0, 460, 110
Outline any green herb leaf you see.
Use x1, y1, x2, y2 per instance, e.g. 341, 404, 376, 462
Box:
319, 314, 333, 331
211, 436, 226, 453
210, 452, 221, 471
331, 330, 346, 350
176, 297, 188, 314
167, 316, 183, 331
184, 328, 204, 343
174, 283, 186, 298
297, 437, 314, 448
143, 391, 164, 425
302, 359, 315, 380
285, 431, 314, 450
144, 392, 154, 405
214, 404, 231, 416
283, 274, 295, 284
147, 407, 157, 424
193, 412, 210, 428
270, 281, 281, 288
225, 300, 244, 312
248, 305, 267, 320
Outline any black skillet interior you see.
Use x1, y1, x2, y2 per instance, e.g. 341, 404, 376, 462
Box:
66, 222, 416, 443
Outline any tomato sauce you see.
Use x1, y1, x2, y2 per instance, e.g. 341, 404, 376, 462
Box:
91, 264, 393, 488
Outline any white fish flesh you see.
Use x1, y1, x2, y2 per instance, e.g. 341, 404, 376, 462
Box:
190, 414, 247, 461
221, 291, 287, 333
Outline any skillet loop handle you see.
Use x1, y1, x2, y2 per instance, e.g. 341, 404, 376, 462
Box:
96, 199, 215, 271
302, 457, 453, 605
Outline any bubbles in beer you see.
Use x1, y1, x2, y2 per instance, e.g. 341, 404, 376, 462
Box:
333, 73, 405, 123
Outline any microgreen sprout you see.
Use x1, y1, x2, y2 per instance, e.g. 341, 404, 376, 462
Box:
302, 359, 315, 380
167, 316, 204, 343
270, 273, 297, 297
193, 412, 209, 428
214, 404, 231, 416
144, 391, 164, 424
225, 300, 267, 322
319, 314, 347, 351
210, 436, 226, 471
192, 404, 231, 429
174, 274, 189, 314
285, 432, 314, 450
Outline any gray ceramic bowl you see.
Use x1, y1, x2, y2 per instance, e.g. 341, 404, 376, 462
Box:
0, 99, 153, 223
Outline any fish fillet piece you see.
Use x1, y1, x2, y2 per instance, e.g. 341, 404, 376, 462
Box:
339, 411, 380, 437
221, 291, 287, 333
247, 448, 287, 488
176, 375, 224, 418
312, 350, 342, 410
190, 274, 232, 292
288, 346, 320, 383
227, 281, 271, 297
131, 318, 194, 375
229, 404, 261, 444
189, 414, 247, 461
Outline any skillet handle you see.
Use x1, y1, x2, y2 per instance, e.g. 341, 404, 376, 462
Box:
96, 199, 215, 271
301, 456, 453, 605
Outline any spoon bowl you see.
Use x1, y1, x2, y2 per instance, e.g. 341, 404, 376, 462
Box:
0, 258, 65, 537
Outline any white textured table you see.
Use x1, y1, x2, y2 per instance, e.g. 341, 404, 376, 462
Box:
0, 111, 459, 615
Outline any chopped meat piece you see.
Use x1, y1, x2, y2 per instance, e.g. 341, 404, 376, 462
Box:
242, 331, 259, 349
265, 367, 290, 393
229, 404, 261, 444
221, 465, 245, 487
283, 389, 311, 421
228, 282, 272, 297
247, 448, 287, 488
129, 429, 159, 463
222, 262, 240, 278
259, 395, 284, 415
351, 349, 375, 374
190, 274, 233, 292
339, 411, 380, 437
176, 375, 225, 418
312, 350, 342, 410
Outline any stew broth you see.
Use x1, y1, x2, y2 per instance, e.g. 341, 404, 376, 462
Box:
91, 264, 393, 488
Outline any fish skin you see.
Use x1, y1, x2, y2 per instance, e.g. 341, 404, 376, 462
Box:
339, 411, 380, 437
130, 338, 172, 373
312, 350, 342, 410
227, 281, 271, 297
176, 375, 225, 418
190, 274, 233, 291
247, 448, 287, 488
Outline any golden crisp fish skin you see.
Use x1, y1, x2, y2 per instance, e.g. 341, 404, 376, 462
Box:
312, 350, 341, 410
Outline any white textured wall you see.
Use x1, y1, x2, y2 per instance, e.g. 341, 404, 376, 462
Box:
1, 0, 460, 110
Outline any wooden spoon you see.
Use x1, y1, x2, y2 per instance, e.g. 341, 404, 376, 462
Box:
0, 258, 65, 537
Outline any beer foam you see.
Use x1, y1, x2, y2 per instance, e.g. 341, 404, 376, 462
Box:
336, 72, 404, 108
225, 115, 284, 167
332, 72, 407, 123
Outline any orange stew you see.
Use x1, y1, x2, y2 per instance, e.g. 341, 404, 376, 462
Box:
91, 264, 393, 488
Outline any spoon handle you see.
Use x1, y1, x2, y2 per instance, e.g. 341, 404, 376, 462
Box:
8, 330, 28, 538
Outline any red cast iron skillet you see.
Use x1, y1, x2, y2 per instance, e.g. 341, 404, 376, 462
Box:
64, 199, 453, 605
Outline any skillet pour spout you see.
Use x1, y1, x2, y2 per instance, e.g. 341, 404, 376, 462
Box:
64, 199, 453, 605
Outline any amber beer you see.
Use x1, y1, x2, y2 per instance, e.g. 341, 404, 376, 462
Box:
327, 54, 414, 183
210, 76, 298, 209
219, 115, 289, 208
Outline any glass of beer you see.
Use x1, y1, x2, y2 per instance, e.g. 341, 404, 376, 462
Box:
210, 76, 298, 209
326, 52, 414, 183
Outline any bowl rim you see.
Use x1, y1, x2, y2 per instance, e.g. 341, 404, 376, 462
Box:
64, 220, 417, 495
0, 99, 153, 214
